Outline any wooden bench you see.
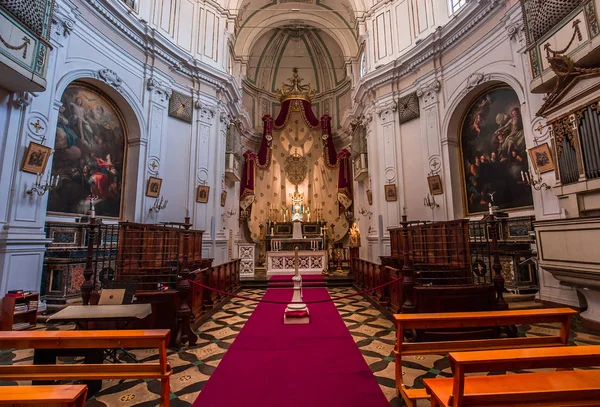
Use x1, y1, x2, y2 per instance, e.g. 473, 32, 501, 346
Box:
394, 308, 578, 407
0, 329, 172, 407
424, 345, 600, 406
0, 384, 87, 406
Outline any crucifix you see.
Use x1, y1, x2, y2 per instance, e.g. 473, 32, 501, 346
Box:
87, 194, 97, 217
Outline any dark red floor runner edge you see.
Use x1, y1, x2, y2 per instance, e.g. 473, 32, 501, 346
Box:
192, 288, 389, 407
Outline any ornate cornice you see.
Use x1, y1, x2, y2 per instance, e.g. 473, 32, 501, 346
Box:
80, 0, 242, 108
352, 0, 508, 108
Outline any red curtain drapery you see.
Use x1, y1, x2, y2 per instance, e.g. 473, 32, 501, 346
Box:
256, 115, 273, 170
274, 99, 321, 131
240, 102, 353, 223
240, 150, 256, 219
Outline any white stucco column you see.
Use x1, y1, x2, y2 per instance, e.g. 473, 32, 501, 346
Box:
365, 99, 401, 261
416, 79, 446, 221
143, 77, 172, 224
192, 100, 219, 259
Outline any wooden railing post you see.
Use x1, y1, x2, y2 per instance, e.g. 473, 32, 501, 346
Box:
379, 265, 389, 306
175, 216, 198, 347
401, 213, 416, 313
81, 217, 97, 305
488, 212, 508, 310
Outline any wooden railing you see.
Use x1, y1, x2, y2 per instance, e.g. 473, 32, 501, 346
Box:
189, 259, 241, 328
353, 214, 508, 315
352, 258, 402, 313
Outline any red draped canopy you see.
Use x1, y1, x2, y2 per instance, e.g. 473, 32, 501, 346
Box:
240, 100, 352, 223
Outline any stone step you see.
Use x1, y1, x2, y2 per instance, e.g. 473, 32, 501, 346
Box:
504, 292, 537, 303
508, 300, 542, 310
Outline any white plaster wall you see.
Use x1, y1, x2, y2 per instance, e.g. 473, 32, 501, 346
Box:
161, 116, 193, 222
399, 118, 429, 221
0, 0, 236, 294
354, 1, 578, 308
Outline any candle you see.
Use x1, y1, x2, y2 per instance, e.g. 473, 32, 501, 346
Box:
521, 171, 524, 182
489, 203, 493, 215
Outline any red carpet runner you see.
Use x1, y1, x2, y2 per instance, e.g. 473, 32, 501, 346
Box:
192, 288, 390, 407
267, 274, 326, 287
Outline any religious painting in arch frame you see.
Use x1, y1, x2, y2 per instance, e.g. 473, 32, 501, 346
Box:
459, 86, 533, 215
47, 81, 128, 219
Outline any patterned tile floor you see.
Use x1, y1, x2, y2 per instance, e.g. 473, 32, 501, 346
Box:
2, 288, 600, 407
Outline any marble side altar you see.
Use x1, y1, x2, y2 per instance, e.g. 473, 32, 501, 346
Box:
267, 250, 328, 275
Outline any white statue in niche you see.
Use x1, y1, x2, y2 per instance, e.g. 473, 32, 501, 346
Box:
290, 185, 304, 222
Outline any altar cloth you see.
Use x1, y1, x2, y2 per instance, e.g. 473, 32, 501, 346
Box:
266, 250, 328, 275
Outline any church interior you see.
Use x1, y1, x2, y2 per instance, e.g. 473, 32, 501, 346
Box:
1, 0, 600, 406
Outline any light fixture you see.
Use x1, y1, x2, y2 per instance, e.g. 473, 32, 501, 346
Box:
521, 170, 551, 191
150, 196, 168, 213
27, 172, 59, 196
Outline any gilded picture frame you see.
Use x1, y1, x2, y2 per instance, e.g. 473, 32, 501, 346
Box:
427, 175, 443, 195
528, 143, 555, 174
146, 177, 162, 198
197, 185, 210, 203
384, 184, 397, 202
21, 142, 52, 174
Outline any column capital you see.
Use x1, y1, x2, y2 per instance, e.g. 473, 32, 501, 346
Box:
147, 77, 172, 104
376, 101, 397, 123
416, 79, 441, 106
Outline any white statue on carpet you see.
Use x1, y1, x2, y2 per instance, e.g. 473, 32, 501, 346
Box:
284, 245, 310, 324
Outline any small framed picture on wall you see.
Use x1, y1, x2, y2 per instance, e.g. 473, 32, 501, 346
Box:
21, 142, 52, 174
384, 184, 397, 202
146, 177, 162, 198
528, 143, 555, 174
427, 175, 443, 195
197, 185, 210, 203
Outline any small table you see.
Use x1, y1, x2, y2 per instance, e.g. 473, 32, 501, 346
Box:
47, 304, 152, 327
38, 304, 152, 396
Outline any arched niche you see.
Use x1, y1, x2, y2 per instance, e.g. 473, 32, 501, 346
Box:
444, 80, 533, 218
48, 76, 143, 222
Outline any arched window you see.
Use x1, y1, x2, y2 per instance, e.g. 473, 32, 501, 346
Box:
359, 52, 366, 77
449, 0, 466, 14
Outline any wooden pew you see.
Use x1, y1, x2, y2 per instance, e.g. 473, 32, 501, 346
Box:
0, 385, 87, 406
424, 345, 600, 407
394, 308, 578, 407
0, 330, 172, 407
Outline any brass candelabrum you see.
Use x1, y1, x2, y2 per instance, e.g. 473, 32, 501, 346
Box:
27, 172, 59, 196
150, 196, 168, 213
521, 169, 551, 191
